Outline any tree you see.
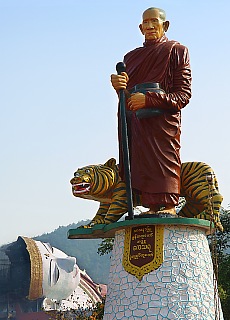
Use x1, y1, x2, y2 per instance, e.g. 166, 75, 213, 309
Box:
97, 239, 114, 256
208, 208, 230, 319
45, 299, 105, 320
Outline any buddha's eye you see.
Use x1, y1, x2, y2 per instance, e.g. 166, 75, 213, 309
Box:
42, 242, 53, 253
49, 260, 60, 287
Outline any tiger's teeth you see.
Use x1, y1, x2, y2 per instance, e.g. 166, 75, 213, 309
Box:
73, 187, 90, 194
72, 183, 89, 187
72, 182, 90, 194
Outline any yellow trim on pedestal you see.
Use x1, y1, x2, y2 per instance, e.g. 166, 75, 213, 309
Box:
122, 225, 164, 281
22, 237, 43, 300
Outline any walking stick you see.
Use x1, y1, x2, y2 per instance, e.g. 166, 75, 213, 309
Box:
116, 62, 134, 219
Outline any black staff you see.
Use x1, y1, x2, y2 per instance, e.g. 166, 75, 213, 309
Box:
116, 62, 134, 219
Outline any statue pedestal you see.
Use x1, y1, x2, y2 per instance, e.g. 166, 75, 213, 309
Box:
68, 218, 223, 320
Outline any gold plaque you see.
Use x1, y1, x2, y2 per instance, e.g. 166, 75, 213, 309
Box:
122, 225, 164, 280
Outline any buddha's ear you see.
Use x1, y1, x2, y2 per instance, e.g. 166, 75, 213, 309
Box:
163, 21, 170, 32
139, 23, 144, 35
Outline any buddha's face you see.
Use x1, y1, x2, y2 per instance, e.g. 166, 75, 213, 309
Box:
139, 9, 169, 40
35, 240, 80, 300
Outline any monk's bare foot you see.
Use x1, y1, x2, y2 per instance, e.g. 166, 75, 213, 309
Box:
139, 205, 160, 215
156, 207, 176, 215
139, 209, 156, 215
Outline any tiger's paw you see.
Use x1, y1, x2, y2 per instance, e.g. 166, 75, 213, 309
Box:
104, 214, 123, 225
77, 219, 104, 229
77, 224, 93, 229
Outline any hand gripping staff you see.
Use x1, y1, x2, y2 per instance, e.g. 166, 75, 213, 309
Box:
116, 62, 134, 220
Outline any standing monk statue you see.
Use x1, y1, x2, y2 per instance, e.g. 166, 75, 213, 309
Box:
111, 7, 192, 215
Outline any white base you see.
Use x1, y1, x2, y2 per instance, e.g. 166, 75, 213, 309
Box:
104, 225, 223, 320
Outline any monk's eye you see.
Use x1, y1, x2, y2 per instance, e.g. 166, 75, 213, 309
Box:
74, 172, 80, 177
85, 169, 90, 174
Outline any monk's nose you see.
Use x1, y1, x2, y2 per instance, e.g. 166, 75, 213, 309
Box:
147, 21, 155, 29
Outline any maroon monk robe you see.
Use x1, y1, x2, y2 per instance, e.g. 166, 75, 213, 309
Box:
118, 35, 192, 206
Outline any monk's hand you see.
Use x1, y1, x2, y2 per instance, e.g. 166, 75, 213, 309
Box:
128, 93, 145, 111
111, 72, 129, 91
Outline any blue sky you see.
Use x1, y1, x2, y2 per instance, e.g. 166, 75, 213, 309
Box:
0, 0, 229, 245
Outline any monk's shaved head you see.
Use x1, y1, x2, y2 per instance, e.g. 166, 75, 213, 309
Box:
143, 7, 166, 22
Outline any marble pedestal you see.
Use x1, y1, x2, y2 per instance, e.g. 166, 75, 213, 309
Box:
68, 218, 223, 320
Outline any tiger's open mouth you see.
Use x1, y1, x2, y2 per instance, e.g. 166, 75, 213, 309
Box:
72, 183, 91, 194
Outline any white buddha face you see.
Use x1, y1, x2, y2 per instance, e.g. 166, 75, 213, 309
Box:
34, 240, 80, 300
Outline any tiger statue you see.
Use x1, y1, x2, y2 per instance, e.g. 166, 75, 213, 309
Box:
70, 158, 223, 231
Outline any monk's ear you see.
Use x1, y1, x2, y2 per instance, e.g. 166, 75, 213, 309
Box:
139, 23, 144, 35
163, 21, 170, 32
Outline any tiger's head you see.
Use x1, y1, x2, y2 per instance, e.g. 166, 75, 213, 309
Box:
70, 158, 119, 199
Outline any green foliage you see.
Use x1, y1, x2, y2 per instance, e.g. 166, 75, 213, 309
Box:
212, 208, 230, 319
218, 254, 230, 318
97, 238, 114, 256
208, 208, 230, 261
46, 299, 105, 320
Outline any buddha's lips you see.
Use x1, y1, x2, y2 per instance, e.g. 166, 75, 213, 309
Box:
72, 182, 90, 194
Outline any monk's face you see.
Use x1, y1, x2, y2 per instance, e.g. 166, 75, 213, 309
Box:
139, 9, 169, 40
